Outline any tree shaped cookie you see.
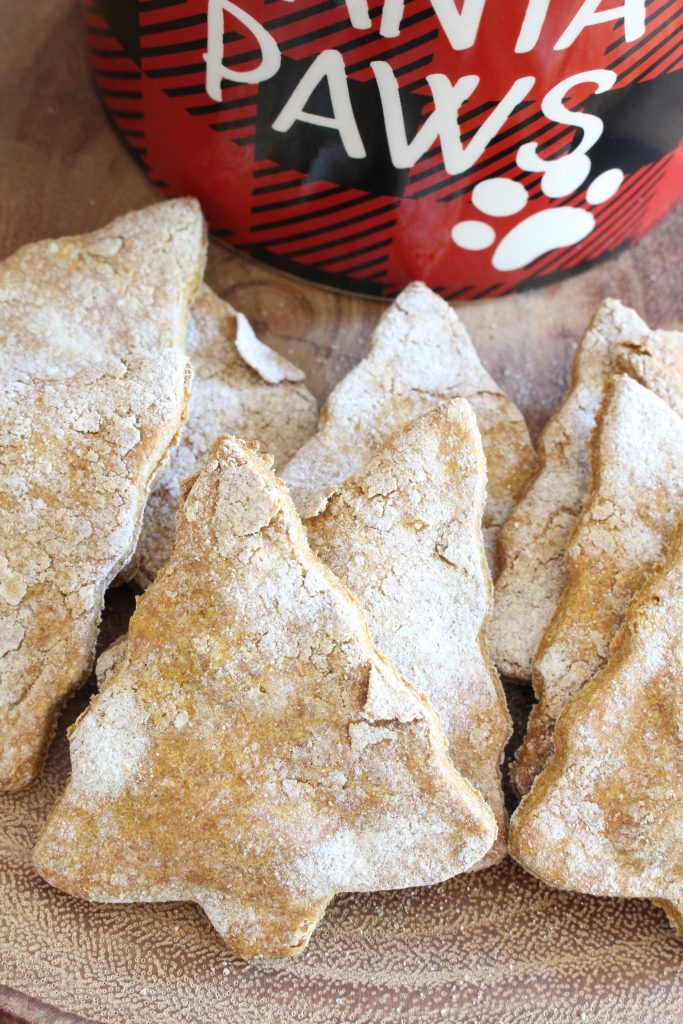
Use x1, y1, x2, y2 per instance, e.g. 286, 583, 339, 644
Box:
512, 375, 683, 795
135, 285, 318, 586
0, 198, 206, 380
0, 353, 191, 791
510, 523, 683, 933
33, 438, 496, 958
282, 282, 535, 569
490, 300, 659, 681
306, 400, 510, 868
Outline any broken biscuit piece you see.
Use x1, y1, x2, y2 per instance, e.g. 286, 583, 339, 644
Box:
510, 523, 683, 934
33, 437, 496, 959
0, 198, 206, 380
0, 353, 191, 791
512, 375, 683, 795
490, 299, 667, 681
282, 282, 535, 570
135, 285, 318, 586
306, 400, 510, 868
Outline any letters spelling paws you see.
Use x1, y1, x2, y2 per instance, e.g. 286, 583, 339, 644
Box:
33, 437, 495, 959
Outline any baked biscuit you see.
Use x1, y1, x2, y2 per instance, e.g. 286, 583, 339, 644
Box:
0, 198, 206, 380
0, 353, 191, 791
282, 282, 535, 569
135, 285, 318, 585
306, 400, 510, 868
510, 523, 683, 934
490, 300, 653, 680
616, 329, 683, 419
512, 375, 683, 795
33, 437, 496, 959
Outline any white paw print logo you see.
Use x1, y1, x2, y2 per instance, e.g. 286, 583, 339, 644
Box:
451, 152, 624, 272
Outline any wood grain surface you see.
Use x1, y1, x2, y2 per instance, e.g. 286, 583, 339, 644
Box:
1, 3, 682, 1024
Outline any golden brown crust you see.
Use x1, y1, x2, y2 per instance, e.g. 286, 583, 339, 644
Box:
0, 198, 206, 380
490, 300, 654, 681
306, 400, 510, 868
510, 524, 683, 933
282, 282, 535, 571
135, 286, 318, 586
33, 437, 495, 959
0, 354, 191, 791
511, 376, 683, 795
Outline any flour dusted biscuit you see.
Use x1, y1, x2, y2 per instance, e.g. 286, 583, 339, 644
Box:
0, 353, 191, 791
512, 376, 683, 795
490, 300, 654, 680
135, 286, 318, 585
0, 198, 206, 380
510, 524, 683, 934
282, 282, 535, 569
33, 437, 495, 959
616, 329, 683, 419
306, 400, 510, 868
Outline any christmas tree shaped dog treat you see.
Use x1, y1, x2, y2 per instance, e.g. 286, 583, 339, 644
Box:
34, 438, 496, 959
0, 198, 206, 380
512, 376, 683, 796
490, 299, 657, 681
510, 524, 683, 933
306, 401, 510, 868
282, 282, 535, 569
0, 352, 191, 791
135, 285, 318, 586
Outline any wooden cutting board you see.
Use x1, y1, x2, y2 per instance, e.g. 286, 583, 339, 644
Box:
1, 5, 682, 1024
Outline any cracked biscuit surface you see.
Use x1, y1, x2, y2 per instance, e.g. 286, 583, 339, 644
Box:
0, 353, 191, 791
33, 437, 495, 959
135, 285, 318, 586
306, 400, 510, 868
512, 376, 683, 795
282, 282, 535, 570
490, 300, 657, 681
0, 198, 206, 379
615, 328, 683, 419
510, 524, 683, 934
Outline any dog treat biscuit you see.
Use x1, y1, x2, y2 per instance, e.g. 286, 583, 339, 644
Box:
512, 376, 683, 795
0, 353, 191, 791
135, 285, 317, 585
490, 300, 653, 680
307, 400, 510, 868
282, 281, 535, 570
0, 199, 206, 380
34, 437, 496, 959
510, 523, 683, 934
